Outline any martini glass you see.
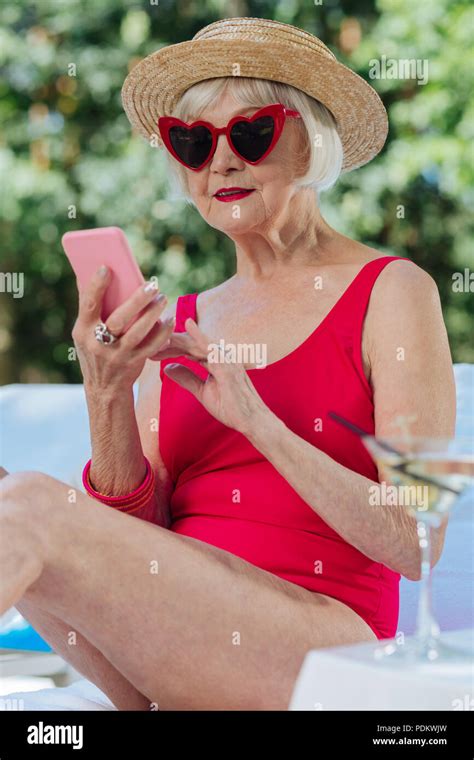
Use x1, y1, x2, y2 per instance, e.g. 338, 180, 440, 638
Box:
360, 433, 473, 667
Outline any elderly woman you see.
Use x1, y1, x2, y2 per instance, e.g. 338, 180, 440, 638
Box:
0, 18, 455, 711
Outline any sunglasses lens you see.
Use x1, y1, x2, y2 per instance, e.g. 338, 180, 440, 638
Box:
230, 116, 275, 162
169, 125, 213, 169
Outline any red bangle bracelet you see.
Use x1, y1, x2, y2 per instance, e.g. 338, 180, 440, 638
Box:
82, 457, 155, 512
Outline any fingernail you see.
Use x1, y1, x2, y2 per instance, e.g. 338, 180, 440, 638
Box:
166, 315, 176, 328
144, 280, 159, 292
98, 265, 108, 277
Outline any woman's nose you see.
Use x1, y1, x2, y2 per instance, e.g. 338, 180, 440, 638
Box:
209, 133, 243, 172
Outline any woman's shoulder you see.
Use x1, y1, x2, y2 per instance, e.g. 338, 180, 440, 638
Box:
347, 241, 440, 342
159, 288, 205, 322
369, 252, 437, 296
348, 240, 436, 291
156, 279, 233, 334
192, 278, 236, 316
362, 249, 441, 339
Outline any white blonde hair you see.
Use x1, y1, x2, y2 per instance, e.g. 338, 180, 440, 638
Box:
162, 77, 343, 205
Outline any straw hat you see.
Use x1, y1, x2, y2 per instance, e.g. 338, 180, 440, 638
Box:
121, 17, 388, 173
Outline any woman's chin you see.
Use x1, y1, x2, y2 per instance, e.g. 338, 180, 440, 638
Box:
207, 210, 263, 234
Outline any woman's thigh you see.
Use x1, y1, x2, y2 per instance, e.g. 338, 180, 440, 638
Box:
6, 472, 376, 710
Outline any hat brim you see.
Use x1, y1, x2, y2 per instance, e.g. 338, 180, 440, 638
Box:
121, 39, 388, 173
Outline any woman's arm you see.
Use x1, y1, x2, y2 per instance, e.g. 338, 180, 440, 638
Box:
84, 384, 154, 518
241, 261, 456, 580
84, 301, 176, 527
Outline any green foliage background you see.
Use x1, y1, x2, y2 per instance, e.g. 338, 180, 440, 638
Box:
0, 0, 472, 383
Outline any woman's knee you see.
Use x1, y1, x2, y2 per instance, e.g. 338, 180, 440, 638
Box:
0, 471, 62, 543
1, 469, 51, 493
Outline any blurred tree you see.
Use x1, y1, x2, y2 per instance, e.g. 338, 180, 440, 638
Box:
0, 0, 472, 384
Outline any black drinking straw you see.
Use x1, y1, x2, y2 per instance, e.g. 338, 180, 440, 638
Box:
328, 411, 462, 496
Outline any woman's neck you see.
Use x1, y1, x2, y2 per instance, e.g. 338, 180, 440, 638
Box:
230, 188, 339, 280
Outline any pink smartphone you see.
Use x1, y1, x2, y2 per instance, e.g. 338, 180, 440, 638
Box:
62, 226, 146, 322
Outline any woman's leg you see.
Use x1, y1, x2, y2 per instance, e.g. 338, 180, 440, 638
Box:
1, 471, 375, 710
0, 468, 150, 710
13, 602, 151, 710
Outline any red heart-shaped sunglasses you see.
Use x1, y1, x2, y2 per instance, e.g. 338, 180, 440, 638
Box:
158, 103, 301, 171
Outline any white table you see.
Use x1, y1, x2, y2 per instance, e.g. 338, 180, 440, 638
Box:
289, 628, 474, 710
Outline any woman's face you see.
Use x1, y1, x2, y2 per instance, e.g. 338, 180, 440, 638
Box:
182, 90, 308, 235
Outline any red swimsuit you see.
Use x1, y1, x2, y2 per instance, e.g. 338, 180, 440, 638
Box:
159, 256, 405, 639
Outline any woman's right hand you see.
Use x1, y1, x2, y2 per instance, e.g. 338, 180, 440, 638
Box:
72, 265, 175, 394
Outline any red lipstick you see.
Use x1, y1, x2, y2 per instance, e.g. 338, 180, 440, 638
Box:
214, 187, 255, 202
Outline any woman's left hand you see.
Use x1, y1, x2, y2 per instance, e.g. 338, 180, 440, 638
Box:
154, 318, 270, 436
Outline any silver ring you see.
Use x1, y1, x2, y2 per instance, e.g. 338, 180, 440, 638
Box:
94, 321, 118, 345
